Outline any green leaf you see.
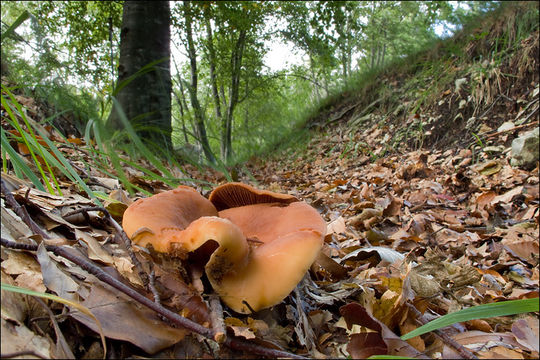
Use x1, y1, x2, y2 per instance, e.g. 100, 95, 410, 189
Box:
401, 298, 540, 340
1, 10, 30, 43
1, 128, 46, 191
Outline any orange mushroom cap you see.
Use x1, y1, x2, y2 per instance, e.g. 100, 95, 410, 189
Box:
122, 186, 218, 253
121, 183, 326, 314
210, 183, 326, 312
218, 202, 326, 244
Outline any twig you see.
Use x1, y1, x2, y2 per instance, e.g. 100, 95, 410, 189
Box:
208, 294, 226, 344
484, 120, 539, 139
63, 206, 149, 287
148, 266, 161, 306
514, 97, 539, 122
405, 302, 478, 359
0, 238, 305, 359
477, 95, 501, 119
521, 105, 539, 124
1, 178, 49, 239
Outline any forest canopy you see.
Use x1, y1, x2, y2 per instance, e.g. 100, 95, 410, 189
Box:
1, 1, 499, 164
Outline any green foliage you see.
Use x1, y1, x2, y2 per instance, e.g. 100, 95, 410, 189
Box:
1, 10, 30, 42
33, 1, 123, 89
1, 84, 103, 205
1, 3, 103, 135
4, 0, 534, 171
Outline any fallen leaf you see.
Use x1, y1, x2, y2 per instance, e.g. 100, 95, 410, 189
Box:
72, 282, 187, 354
511, 317, 539, 353
340, 303, 428, 358
36, 243, 79, 301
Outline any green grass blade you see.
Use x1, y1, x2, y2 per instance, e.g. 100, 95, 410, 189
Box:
31, 127, 103, 206
22, 133, 63, 195
106, 144, 148, 195
1, 129, 46, 191
91, 120, 109, 166
401, 298, 540, 340
1, 92, 56, 194
110, 97, 174, 180
1, 10, 30, 42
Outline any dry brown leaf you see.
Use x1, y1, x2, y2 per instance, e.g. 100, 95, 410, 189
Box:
326, 216, 346, 235
477, 346, 524, 359
340, 303, 428, 358
72, 282, 187, 354
0, 318, 53, 359
1, 270, 28, 323
511, 317, 540, 353
75, 229, 114, 265
399, 316, 425, 352
1, 250, 46, 293
36, 243, 79, 301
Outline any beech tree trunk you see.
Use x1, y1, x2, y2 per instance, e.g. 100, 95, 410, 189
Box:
108, 1, 172, 152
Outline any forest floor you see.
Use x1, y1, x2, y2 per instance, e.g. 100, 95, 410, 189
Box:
2, 6, 539, 360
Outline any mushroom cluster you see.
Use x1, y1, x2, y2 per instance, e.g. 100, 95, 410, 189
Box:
122, 183, 326, 314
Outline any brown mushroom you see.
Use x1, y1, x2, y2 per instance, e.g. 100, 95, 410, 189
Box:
209, 183, 326, 312
122, 183, 326, 314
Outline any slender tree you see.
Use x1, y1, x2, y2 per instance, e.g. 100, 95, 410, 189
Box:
182, 0, 216, 163
108, 1, 172, 152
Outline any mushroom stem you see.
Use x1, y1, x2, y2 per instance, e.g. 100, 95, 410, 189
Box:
216, 229, 323, 314
179, 216, 249, 280
181, 217, 323, 314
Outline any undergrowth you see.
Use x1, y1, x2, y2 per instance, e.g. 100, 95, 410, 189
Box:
294, 1, 538, 157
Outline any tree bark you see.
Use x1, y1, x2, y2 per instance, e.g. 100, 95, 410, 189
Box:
108, 1, 172, 152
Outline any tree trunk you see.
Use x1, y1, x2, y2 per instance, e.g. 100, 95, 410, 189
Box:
221, 29, 246, 162
204, 14, 224, 135
171, 55, 192, 144
243, 77, 249, 131
108, 1, 172, 152
183, 1, 216, 163
309, 54, 321, 102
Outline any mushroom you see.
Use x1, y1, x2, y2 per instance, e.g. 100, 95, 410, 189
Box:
122, 183, 326, 314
